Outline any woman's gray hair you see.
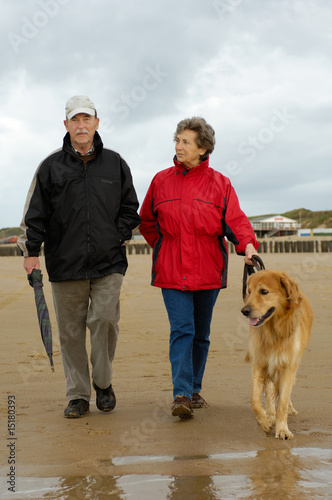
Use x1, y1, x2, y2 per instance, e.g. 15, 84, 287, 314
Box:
174, 117, 215, 160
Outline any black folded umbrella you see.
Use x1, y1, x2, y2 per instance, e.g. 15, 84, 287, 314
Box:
28, 269, 54, 372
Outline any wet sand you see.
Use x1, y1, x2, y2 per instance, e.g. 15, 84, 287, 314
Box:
0, 252, 331, 497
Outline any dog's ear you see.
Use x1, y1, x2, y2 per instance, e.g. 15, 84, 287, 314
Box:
243, 275, 252, 301
280, 273, 300, 304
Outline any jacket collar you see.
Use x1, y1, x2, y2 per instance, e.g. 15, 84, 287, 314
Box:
173, 155, 210, 175
63, 131, 103, 157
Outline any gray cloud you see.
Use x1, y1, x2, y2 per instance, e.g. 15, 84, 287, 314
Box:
1, 0, 331, 227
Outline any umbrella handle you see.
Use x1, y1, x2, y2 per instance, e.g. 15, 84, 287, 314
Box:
28, 268, 44, 288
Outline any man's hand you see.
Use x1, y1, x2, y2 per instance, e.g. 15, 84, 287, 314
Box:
244, 243, 259, 265
23, 257, 40, 275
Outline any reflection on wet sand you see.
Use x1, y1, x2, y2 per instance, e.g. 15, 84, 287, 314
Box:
168, 475, 251, 499
49, 475, 126, 499
1, 447, 331, 499
168, 476, 217, 500
248, 448, 304, 498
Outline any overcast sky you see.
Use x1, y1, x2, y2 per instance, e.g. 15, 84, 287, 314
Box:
1, 0, 331, 229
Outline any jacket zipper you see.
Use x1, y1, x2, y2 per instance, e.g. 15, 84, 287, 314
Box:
84, 164, 90, 278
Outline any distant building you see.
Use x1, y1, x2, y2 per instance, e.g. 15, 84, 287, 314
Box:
0, 235, 18, 245
249, 215, 300, 237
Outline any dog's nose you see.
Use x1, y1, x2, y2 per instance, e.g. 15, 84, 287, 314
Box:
241, 305, 252, 316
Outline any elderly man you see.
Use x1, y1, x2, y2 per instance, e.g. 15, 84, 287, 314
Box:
18, 96, 141, 418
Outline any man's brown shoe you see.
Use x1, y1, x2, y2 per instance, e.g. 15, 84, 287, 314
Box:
171, 396, 193, 419
192, 392, 208, 408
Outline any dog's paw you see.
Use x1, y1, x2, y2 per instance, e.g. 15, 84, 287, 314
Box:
288, 402, 298, 416
258, 416, 274, 433
266, 412, 276, 425
275, 427, 294, 440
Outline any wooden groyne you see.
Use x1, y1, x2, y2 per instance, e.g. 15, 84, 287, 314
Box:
125, 239, 332, 255
1, 239, 332, 257
255, 239, 332, 254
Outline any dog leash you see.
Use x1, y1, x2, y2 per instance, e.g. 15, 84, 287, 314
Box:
242, 254, 266, 300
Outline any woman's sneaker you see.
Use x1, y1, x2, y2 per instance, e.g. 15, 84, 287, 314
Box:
192, 392, 208, 408
171, 396, 194, 419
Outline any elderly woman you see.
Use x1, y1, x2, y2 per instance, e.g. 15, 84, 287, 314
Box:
139, 117, 259, 419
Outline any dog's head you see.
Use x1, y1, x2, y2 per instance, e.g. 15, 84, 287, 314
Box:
241, 270, 300, 327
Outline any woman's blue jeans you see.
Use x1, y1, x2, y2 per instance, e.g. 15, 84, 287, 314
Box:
162, 288, 220, 400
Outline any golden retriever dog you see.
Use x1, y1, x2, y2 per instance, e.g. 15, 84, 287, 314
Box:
241, 270, 313, 440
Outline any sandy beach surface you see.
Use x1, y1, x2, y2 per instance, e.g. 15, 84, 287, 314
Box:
0, 251, 331, 498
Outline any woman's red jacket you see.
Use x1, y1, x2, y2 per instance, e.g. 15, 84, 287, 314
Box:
139, 157, 259, 290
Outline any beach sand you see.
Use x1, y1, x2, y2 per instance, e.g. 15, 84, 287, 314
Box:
0, 251, 331, 486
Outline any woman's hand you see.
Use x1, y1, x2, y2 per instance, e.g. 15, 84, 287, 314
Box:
244, 243, 259, 265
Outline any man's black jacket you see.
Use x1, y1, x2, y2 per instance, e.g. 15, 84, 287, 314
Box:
18, 132, 141, 282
